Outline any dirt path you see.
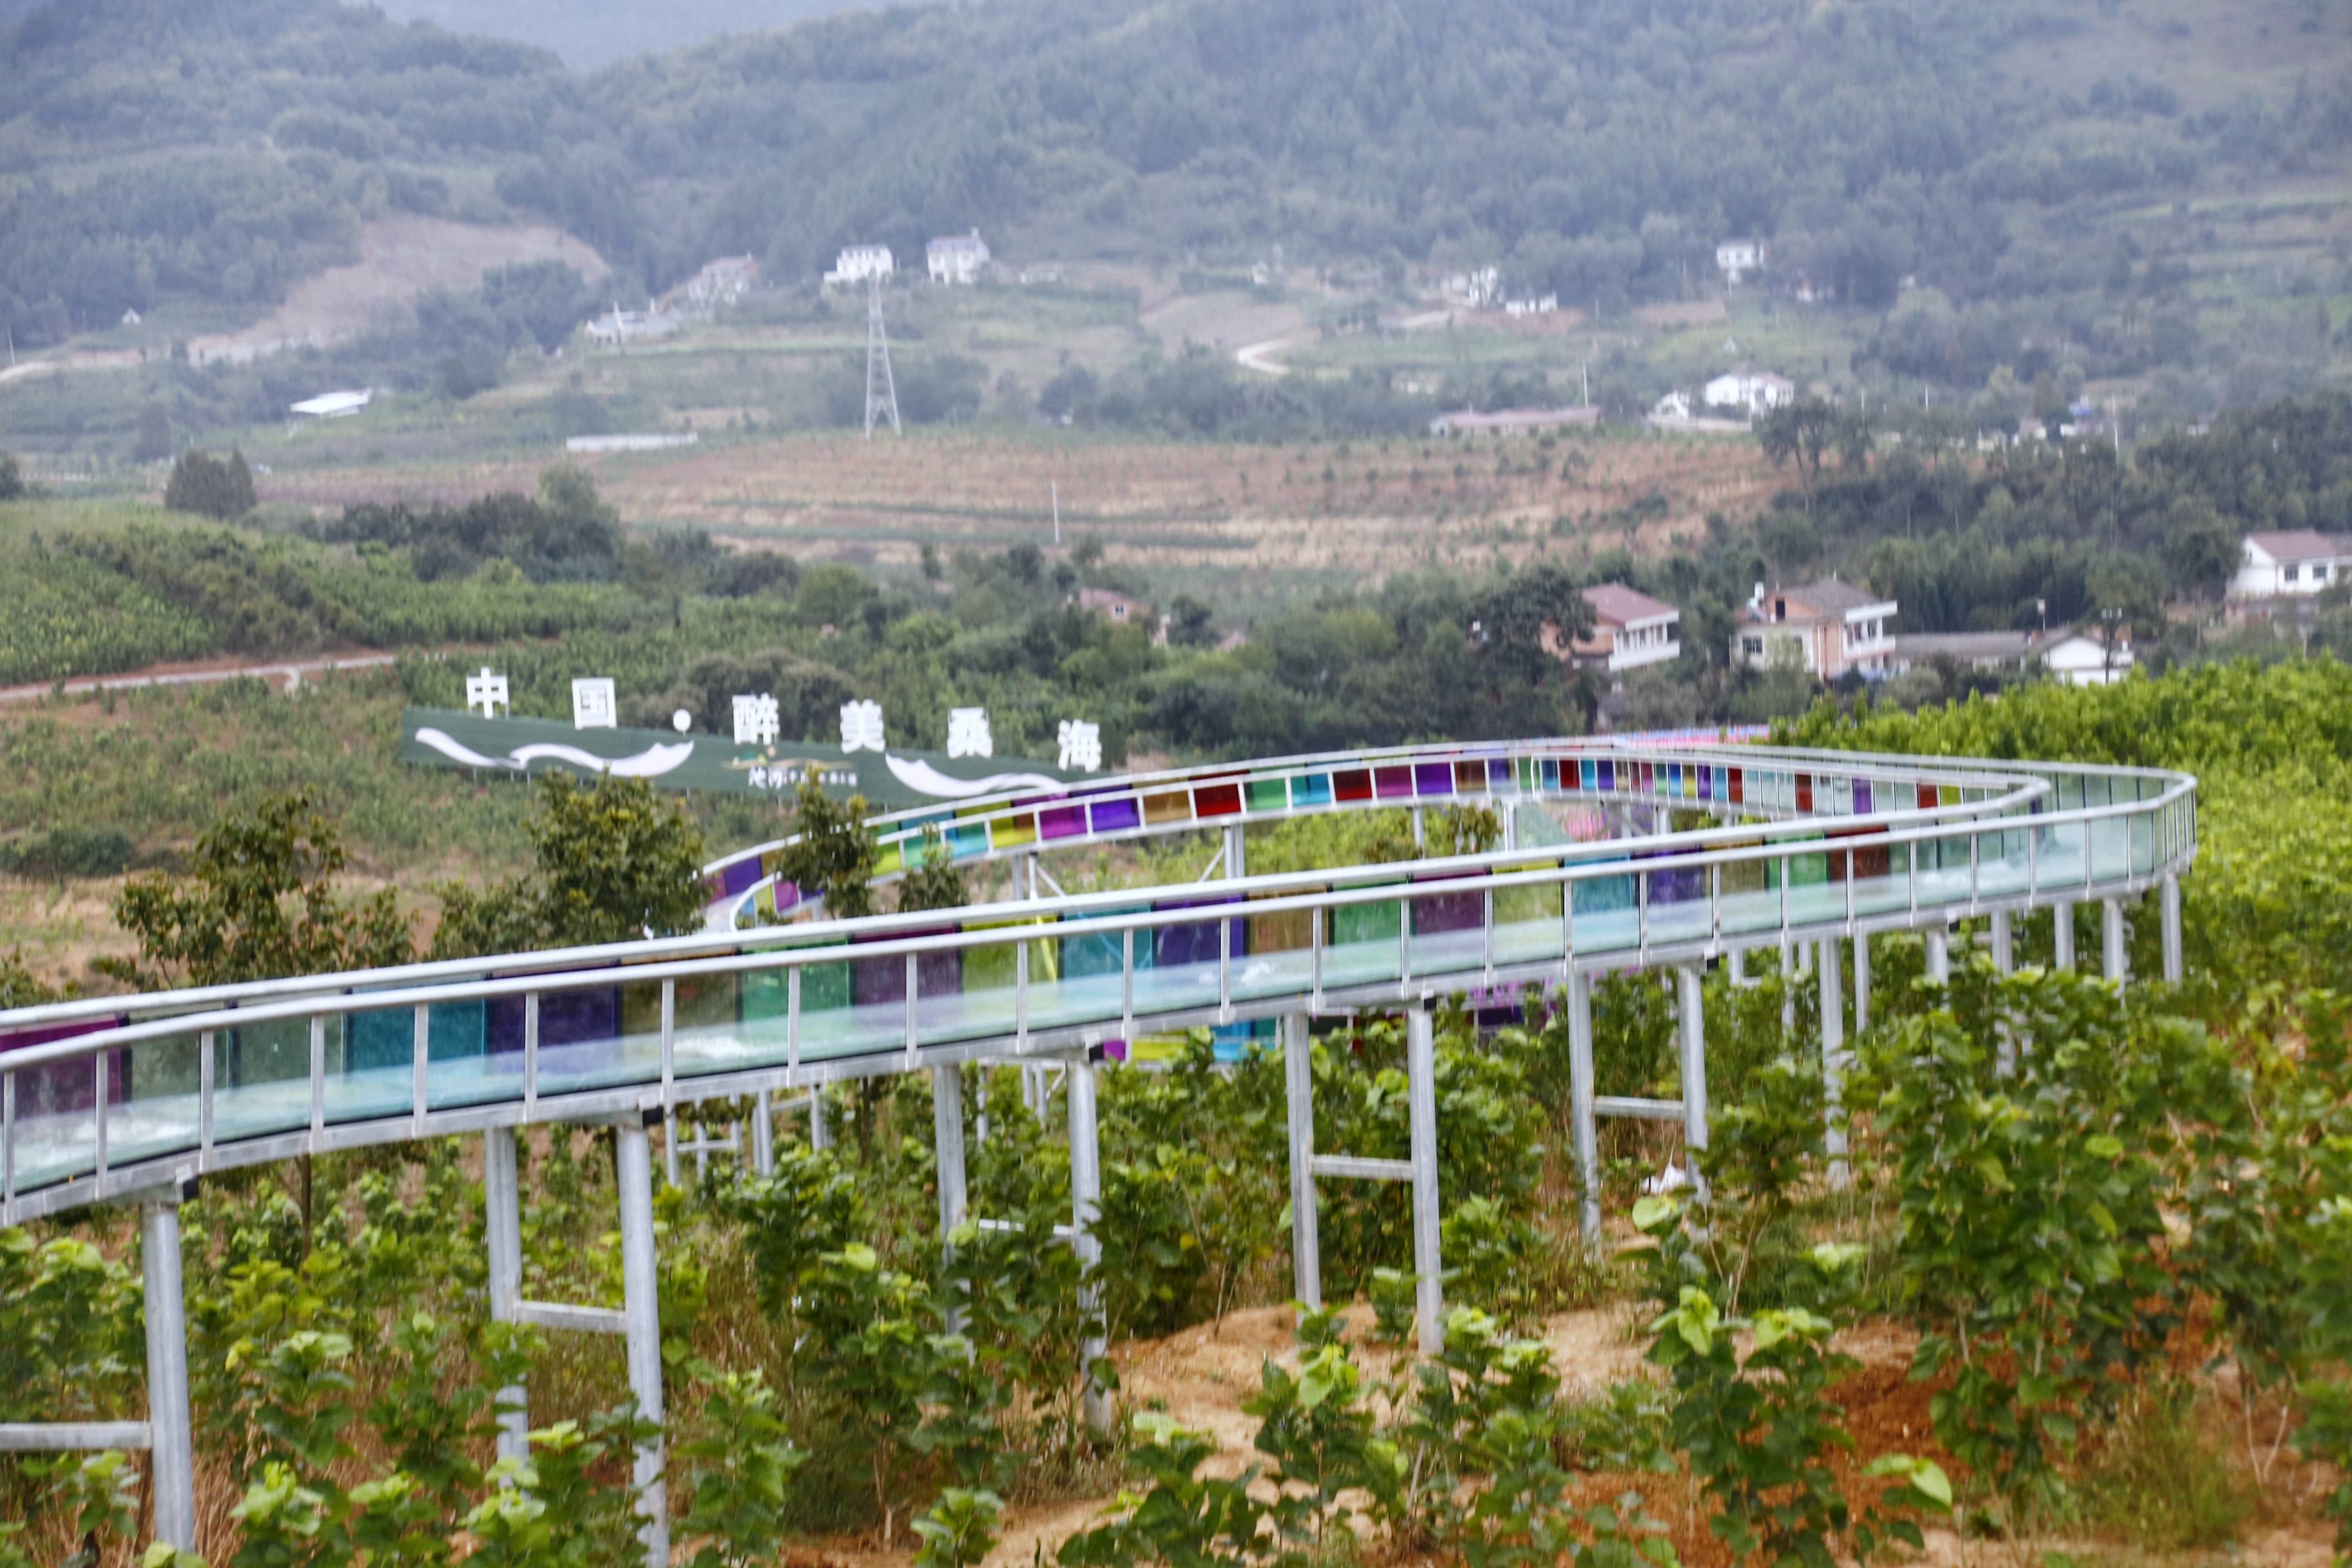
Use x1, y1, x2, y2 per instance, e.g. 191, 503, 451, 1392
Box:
0, 651, 399, 705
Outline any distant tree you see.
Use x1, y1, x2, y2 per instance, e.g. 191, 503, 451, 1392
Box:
1475, 562, 1592, 687
0, 451, 21, 502
433, 772, 707, 956
134, 402, 172, 462
1756, 399, 1840, 515
99, 791, 411, 988
896, 825, 969, 914
1166, 596, 1218, 647
2159, 498, 2239, 600
162, 447, 255, 519
773, 776, 876, 920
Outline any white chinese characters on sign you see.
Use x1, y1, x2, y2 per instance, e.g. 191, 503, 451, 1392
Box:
571, 678, 618, 730
732, 693, 781, 746
839, 700, 887, 753
946, 707, 994, 759
466, 667, 510, 718
1057, 719, 1102, 772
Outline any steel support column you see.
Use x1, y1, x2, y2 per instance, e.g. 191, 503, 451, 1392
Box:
1924, 927, 1950, 985
2052, 900, 2075, 971
1676, 966, 1709, 1204
614, 1122, 668, 1568
1224, 822, 1246, 882
2103, 898, 2128, 986
807, 1090, 830, 1152
140, 1195, 195, 1554
1819, 939, 1847, 1191
750, 1092, 774, 1176
1066, 1058, 1110, 1433
2161, 874, 2183, 985
1566, 970, 1601, 1250
1282, 1014, 1321, 1309
1404, 1004, 1445, 1355
1852, 934, 1871, 1035
482, 1128, 529, 1465
1989, 910, 2014, 975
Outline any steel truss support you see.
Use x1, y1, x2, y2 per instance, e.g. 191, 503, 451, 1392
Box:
482, 1128, 530, 1465
1282, 1014, 1321, 1309
1566, 971, 1601, 1250
2103, 898, 2128, 986
141, 1193, 196, 1553
614, 1121, 668, 1568
1819, 939, 1848, 1191
1676, 968, 1709, 1205
1404, 1004, 1446, 1355
2161, 875, 2183, 985
1066, 1057, 1110, 1435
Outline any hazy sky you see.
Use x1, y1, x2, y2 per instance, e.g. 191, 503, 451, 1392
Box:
368, 0, 886, 70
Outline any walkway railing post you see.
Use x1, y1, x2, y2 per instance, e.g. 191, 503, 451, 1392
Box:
1566, 970, 1601, 1250
1281, 1014, 1321, 1309
613, 1119, 669, 1568
1677, 967, 1709, 1206
1404, 1004, 1445, 1355
2161, 874, 2184, 984
1066, 1055, 1110, 1435
140, 1193, 195, 1554
482, 1128, 530, 1465
1819, 939, 1847, 1191
2052, 900, 2076, 971
2103, 898, 2128, 986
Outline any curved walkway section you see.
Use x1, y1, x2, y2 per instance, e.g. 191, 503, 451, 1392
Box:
1, 738, 2193, 1228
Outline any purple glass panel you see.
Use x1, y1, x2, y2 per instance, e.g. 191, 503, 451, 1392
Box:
1409, 872, 1482, 935
850, 928, 962, 1006
1374, 765, 1415, 800
720, 858, 763, 896
1088, 797, 1143, 834
1413, 761, 1454, 797
1854, 780, 1874, 814
0, 1017, 126, 1116
1038, 805, 1088, 840
1154, 895, 1246, 969
489, 984, 618, 1055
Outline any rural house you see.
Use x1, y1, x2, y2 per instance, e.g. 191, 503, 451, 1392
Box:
1548, 583, 1682, 674
1733, 578, 1896, 680
926, 231, 992, 285
2230, 529, 2352, 600
825, 244, 894, 287
1702, 370, 1794, 416
1714, 239, 1767, 282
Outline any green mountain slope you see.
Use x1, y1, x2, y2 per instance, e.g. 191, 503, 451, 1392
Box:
369, 0, 891, 71
2, 0, 2344, 404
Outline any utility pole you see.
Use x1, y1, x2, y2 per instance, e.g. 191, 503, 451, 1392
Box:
1052, 478, 1061, 545
864, 274, 901, 440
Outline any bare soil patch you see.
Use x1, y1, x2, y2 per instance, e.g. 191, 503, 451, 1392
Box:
188, 217, 609, 366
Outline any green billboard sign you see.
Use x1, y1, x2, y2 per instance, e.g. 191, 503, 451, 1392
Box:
398, 707, 1086, 810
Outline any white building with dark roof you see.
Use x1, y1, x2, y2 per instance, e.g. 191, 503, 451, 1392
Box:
1733, 578, 1896, 680
2231, 529, 2352, 600
1572, 583, 1681, 672
926, 231, 991, 285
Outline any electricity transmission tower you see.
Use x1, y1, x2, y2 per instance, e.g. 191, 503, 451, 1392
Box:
863, 274, 901, 439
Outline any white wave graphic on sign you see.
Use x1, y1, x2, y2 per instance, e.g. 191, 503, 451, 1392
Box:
413, 727, 695, 778
882, 754, 1063, 799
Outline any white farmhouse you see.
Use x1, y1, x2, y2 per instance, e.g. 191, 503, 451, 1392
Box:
1715, 239, 1767, 283
926, 231, 991, 285
2230, 529, 2352, 600
1702, 370, 1794, 416
824, 245, 894, 288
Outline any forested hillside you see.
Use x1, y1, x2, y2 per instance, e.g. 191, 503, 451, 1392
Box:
5, 0, 2347, 411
